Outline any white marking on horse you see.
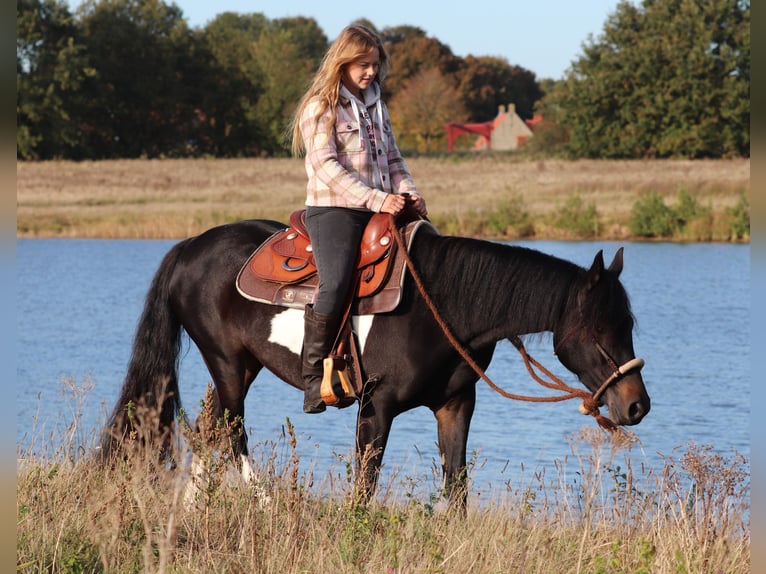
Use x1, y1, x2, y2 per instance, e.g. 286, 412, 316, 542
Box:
353, 315, 374, 351
268, 309, 305, 355
239, 454, 255, 482
268, 308, 375, 355
183, 453, 271, 508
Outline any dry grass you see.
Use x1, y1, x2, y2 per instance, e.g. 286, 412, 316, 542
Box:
17, 381, 750, 573
16, 156, 750, 239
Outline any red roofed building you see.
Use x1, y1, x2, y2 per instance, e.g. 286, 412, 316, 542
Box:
474, 103, 534, 151
445, 103, 538, 152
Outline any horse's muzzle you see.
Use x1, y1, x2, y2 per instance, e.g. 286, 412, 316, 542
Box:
604, 363, 650, 426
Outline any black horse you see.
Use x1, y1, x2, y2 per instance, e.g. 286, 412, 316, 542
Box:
101, 219, 650, 507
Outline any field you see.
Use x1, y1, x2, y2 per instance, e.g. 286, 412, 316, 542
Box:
16, 156, 750, 240
17, 392, 750, 573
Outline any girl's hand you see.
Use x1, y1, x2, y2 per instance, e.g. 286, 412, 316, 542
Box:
408, 194, 427, 217
381, 193, 406, 215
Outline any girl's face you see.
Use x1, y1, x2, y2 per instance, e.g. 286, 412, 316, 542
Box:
341, 48, 380, 97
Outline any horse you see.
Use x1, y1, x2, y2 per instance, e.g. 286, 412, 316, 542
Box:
100, 218, 650, 508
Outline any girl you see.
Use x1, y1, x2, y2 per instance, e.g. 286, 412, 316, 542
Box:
290, 24, 427, 413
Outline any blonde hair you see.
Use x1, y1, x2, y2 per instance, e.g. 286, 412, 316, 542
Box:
289, 24, 390, 157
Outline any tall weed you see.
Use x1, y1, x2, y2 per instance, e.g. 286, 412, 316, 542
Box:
17, 381, 750, 573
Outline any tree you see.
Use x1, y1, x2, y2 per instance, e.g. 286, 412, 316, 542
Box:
520, 79, 572, 157
17, 0, 93, 159
197, 12, 270, 156
250, 17, 327, 155
381, 26, 462, 99
456, 55, 542, 121
75, 0, 202, 158
548, 0, 749, 158
380, 27, 542, 134
388, 68, 467, 152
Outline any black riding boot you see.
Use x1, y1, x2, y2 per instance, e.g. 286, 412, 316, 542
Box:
301, 305, 340, 414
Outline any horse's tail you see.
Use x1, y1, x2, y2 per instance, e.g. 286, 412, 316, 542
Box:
99, 239, 191, 461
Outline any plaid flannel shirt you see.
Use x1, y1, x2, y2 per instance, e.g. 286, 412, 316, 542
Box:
300, 85, 418, 211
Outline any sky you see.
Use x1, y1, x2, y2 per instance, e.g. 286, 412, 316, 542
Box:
67, 0, 627, 80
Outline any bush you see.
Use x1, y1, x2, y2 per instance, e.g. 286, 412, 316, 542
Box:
674, 189, 710, 225
629, 192, 676, 238
431, 193, 534, 239
630, 190, 737, 240
726, 192, 750, 240
673, 189, 713, 241
486, 193, 534, 238
553, 193, 600, 238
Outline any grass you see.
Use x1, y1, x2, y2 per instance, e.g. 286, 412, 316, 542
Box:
17, 381, 750, 573
16, 156, 750, 241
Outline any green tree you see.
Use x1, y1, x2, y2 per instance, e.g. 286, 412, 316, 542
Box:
521, 78, 572, 157
198, 14, 325, 156
17, 0, 93, 159
197, 12, 270, 156
250, 17, 327, 155
75, 0, 203, 158
547, 0, 749, 158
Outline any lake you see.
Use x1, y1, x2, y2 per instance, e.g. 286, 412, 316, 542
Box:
16, 238, 750, 501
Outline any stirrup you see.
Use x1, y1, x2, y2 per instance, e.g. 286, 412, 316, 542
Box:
320, 356, 356, 406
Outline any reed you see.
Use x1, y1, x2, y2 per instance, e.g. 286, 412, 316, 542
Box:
17, 380, 750, 573
16, 157, 750, 241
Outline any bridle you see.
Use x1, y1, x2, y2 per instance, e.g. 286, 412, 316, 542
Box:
589, 339, 645, 406
511, 334, 644, 431
390, 215, 645, 432
553, 322, 645, 406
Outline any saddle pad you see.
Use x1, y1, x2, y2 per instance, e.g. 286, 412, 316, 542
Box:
236, 220, 437, 314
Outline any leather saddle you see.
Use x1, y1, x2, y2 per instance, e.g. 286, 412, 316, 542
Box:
237, 209, 432, 316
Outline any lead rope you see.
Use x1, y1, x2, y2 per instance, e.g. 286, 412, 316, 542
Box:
388, 215, 619, 432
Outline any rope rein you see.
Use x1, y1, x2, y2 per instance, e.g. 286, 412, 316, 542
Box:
389, 215, 619, 432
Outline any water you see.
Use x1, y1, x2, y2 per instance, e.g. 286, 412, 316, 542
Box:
16, 238, 750, 500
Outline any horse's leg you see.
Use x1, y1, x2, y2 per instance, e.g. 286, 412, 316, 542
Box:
433, 384, 476, 510
354, 397, 395, 503
182, 352, 264, 507
197, 351, 260, 466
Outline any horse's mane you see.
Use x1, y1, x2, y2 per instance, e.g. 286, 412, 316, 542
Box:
414, 234, 584, 335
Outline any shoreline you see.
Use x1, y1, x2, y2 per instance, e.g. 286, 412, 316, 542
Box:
16, 157, 750, 242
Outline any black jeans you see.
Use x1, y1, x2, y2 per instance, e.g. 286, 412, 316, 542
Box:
305, 206, 374, 315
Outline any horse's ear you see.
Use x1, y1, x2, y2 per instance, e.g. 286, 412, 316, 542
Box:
608, 247, 624, 277
585, 250, 605, 289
